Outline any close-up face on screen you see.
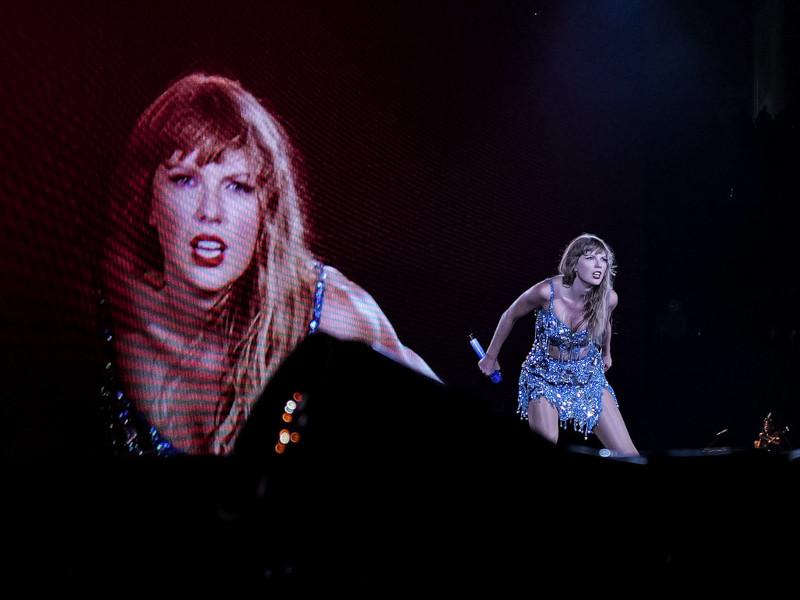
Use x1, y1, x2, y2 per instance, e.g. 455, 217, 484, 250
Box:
3, 0, 799, 586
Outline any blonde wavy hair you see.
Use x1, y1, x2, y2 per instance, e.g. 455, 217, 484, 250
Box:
104, 73, 315, 451
558, 233, 616, 345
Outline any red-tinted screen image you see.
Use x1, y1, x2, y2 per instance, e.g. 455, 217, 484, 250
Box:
3, 1, 798, 459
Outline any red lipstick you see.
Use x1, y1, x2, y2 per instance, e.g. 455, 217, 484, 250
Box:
190, 234, 227, 268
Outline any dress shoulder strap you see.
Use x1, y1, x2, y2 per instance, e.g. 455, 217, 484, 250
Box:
547, 278, 555, 310
308, 262, 327, 334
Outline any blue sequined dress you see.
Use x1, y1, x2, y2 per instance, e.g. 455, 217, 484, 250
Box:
100, 262, 327, 456
517, 279, 616, 437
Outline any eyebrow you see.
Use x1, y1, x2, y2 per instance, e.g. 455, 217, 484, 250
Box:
161, 160, 195, 170
159, 163, 253, 181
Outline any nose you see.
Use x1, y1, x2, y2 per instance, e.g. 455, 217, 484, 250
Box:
195, 185, 223, 223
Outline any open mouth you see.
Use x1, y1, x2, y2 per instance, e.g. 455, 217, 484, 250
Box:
191, 235, 227, 267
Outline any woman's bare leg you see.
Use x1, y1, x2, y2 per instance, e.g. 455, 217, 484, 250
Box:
594, 389, 639, 455
527, 397, 559, 445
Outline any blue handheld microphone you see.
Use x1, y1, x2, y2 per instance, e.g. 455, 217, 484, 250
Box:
469, 333, 502, 383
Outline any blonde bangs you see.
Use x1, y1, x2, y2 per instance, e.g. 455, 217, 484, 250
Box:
106, 72, 317, 454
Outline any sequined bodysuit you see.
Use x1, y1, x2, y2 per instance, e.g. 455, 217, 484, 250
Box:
517, 279, 616, 436
101, 263, 327, 456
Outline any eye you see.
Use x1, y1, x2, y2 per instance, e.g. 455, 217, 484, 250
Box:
168, 174, 196, 187
226, 180, 255, 194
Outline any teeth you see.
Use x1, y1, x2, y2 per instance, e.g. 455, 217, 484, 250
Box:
196, 240, 223, 251
196, 247, 222, 259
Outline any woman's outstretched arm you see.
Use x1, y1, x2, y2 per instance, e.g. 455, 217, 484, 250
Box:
319, 266, 441, 382
478, 280, 550, 377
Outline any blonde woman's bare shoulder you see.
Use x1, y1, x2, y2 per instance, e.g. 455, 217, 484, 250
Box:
524, 278, 553, 308
318, 266, 385, 341
552, 274, 570, 290
608, 288, 619, 310
321, 266, 370, 306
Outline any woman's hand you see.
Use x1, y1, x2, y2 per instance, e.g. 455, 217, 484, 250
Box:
478, 355, 500, 377
603, 353, 612, 372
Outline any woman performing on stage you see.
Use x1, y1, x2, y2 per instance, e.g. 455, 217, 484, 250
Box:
478, 234, 638, 455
